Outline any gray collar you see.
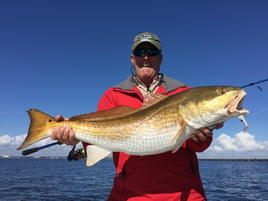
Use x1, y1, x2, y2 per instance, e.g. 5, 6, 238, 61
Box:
114, 73, 186, 93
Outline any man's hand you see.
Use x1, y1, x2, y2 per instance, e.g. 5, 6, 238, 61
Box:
50, 115, 80, 146
191, 123, 224, 142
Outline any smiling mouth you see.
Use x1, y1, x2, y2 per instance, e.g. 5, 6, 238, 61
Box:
141, 64, 151, 67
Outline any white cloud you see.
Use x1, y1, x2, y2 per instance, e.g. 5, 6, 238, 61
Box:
200, 132, 268, 158
0, 134, 26, 145
0, 134, 82, 157
212, 132, 268, 152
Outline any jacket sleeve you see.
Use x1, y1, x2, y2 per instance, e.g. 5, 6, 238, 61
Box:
183, 136, 213, 152
97, 88, 118, 111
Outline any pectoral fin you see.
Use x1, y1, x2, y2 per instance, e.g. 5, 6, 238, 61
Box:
171, 142, 184, 154
171, 120, 187, 153
86, 145, 111, 166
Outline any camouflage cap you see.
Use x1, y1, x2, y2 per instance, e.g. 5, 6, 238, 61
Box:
132, 32, 161, 51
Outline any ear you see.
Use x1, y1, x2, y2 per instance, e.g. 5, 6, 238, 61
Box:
130, 55, 135, 65
159, 54, 163, 65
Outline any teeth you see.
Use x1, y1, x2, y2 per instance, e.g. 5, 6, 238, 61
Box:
143, 64, 151, 67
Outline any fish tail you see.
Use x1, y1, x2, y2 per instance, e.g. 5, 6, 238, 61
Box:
17, 109, 55, 150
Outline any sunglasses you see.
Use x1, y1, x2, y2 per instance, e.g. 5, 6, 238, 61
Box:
133, 49, 161, 57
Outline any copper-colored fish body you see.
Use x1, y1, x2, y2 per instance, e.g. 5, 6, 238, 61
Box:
17, 86, 249, 166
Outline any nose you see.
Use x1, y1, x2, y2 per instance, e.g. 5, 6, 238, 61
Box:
143, 52, 149, 59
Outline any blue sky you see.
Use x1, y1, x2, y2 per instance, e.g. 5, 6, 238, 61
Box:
0, 0, 268, 158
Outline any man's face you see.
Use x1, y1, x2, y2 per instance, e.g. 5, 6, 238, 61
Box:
131, 42, 162, 85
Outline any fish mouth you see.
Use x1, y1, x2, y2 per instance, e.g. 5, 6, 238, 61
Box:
226, 91, 249, 116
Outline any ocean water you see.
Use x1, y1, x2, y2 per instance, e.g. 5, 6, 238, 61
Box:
200, 160, 268, 201
0, 158, 114, 201
0, 158, 267, 201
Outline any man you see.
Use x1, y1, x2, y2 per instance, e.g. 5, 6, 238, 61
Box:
51, 32, 222, 200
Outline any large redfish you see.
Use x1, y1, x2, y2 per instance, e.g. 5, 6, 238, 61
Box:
17, 86, 249, 166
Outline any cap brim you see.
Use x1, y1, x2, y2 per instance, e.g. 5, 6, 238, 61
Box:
132, 39, 161, 51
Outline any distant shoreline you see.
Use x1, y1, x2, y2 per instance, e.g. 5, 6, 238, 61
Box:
199, 158, 268, 162
1, 156, 268, 161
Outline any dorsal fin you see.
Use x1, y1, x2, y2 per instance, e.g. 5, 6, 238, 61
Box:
69, 106, 137, 121
70, 94, 167, 121
141, 93, 168, 109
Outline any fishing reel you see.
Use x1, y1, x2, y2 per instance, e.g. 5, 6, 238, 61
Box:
67, 145, 86, 161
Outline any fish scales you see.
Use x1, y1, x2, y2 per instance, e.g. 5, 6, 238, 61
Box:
74, 104, 183, 154
17, 86, 249, 166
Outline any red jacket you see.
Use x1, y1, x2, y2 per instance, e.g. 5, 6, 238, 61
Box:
84, 75, 211, 201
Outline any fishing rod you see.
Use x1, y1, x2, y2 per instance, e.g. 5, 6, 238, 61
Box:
20, 78, 268, 159
21, 141, 86, 161
22, 141, 61, 156
241, 78, 268, 89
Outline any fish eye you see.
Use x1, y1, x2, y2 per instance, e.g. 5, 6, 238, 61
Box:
218, 89, 226, 95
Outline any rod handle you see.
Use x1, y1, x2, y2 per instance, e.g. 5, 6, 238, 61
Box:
22, 147, 39, 156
